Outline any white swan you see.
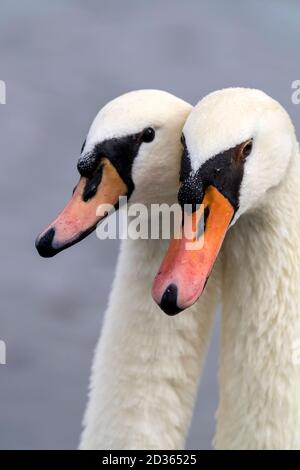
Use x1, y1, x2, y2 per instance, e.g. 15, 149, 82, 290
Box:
153, 87, 300, 450
35, 90, 220, 449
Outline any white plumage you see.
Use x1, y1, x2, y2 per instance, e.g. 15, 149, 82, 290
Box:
81, 87, 300, 450
79, 90, 220, 449
182, 88, 300, 449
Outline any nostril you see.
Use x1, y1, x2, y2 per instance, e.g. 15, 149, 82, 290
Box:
35, 227, 56, 258
159, 283, 182, 316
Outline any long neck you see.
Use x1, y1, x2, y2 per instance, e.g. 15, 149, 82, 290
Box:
216, 147, 300, 449
80, 190, 220, 449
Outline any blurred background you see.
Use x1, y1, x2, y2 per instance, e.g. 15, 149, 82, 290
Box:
0, 0, 299, 450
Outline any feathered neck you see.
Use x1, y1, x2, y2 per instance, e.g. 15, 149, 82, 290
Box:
216, 144, 300, 449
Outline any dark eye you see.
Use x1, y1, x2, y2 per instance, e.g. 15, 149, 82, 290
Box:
181, 134, 185, 146
141, 127, 155, 143
242, 140, 253, 159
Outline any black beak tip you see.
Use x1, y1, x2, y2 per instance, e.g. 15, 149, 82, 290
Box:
35, 227, 57, 258
159, 283, 183, 316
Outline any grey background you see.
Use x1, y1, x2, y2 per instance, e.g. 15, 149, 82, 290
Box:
0, 0, 299, 450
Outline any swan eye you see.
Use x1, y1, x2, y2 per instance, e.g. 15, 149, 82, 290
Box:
141, 127, 155, 143
242, 140, 253, 159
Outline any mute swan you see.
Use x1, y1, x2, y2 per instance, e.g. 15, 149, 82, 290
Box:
153, 87, 300, 450
35, 90, 220, 449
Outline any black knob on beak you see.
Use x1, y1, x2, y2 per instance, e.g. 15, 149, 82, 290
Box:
178, 174, 204, 212
77, 152, 98, 178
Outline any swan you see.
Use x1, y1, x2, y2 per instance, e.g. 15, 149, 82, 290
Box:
35, 89, 220, 449
153, 87, 300, 450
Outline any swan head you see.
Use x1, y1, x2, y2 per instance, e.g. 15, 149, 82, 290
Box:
152, 87, 297, 315
35, 90, 191, 257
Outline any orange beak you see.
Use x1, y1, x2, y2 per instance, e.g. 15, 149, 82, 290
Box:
35, 158, 128, 257
152, 186, 234, 314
